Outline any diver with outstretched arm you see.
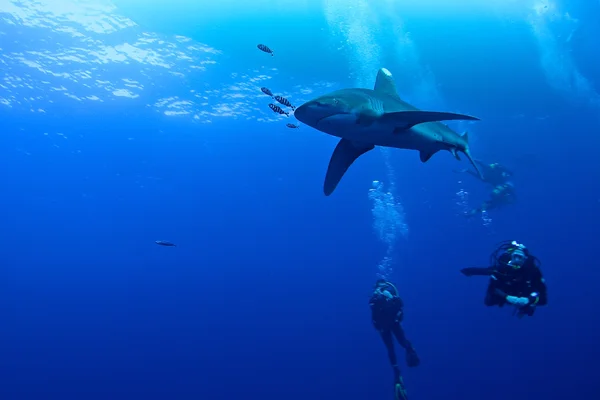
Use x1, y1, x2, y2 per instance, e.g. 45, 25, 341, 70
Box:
460, 240, 548, 318
455, 160, 513, 187
369, 279, 420, 400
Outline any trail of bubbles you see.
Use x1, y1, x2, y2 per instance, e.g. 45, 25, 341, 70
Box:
324, 0, 411, 278
528, 1, 599, 112
481, 210, 493, 228
368, 179, 408, 280
454, 180, 471, 217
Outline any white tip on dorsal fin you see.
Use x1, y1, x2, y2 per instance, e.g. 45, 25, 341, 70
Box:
374, 68, 400, 99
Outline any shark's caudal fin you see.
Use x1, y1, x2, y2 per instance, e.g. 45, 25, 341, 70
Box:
324, 139, 374, 196
461, 132, 484, 180
385, 111, 480, 131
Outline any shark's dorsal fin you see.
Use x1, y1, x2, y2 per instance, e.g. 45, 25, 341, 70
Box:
374, 68, 400, 99
324, 139, 374, 196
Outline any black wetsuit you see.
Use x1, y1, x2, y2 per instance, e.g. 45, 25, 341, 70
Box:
458, 161, 516, 216
462, 254, 548, 316
473, 182, 516, 215
369, 289, 419, 381
460, 161, 513, 187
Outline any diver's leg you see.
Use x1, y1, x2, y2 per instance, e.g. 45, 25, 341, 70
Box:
384, 328, 409, 400
380, 330, 400, 378
391, 323, 409, 348
392, 323, 420, 367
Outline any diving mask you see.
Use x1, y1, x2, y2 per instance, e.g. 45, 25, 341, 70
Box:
507, 241, 527, 268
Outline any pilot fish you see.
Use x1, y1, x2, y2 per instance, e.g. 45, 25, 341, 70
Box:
268, 103, 289, 117
274, 95, 295, 110
261, 87, 274, 97
155, 240, 176, 247
257, 44, 273, 56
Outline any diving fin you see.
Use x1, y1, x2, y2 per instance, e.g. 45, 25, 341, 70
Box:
395, 376, 408, 400
406, 348, 420, 368
383, 110, 480, 131
324, 139, 374, 196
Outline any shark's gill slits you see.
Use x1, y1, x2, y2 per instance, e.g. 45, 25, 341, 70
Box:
367, 96, 384, 116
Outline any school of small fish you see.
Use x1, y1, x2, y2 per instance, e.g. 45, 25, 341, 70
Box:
152, 44, 301, 248
257, 44, 301, 129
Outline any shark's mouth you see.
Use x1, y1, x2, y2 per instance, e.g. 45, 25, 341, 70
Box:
316, 112, 352, 126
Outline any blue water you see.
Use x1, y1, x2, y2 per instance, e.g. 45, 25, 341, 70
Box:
1, 0, 599, 399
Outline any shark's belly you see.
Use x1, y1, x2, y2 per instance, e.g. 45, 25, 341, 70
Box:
325, 126, 436, 151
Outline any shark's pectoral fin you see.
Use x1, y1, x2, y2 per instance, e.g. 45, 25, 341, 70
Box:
383, 111, 480, 131
419, 150, 437, 163
356, 109, 379, 126
324, 139, 375, 196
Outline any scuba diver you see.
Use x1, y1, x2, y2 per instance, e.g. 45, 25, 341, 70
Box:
455, 160, 513, 187
460, 240, 548, 318
465, 181, 516, 217
369, 279, 420, 400
455, 161, 516, 217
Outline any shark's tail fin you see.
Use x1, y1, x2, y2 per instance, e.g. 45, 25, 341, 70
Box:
461, 132, 484, 180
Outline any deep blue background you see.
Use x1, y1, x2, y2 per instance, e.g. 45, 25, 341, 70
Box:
1, 1, 599, 399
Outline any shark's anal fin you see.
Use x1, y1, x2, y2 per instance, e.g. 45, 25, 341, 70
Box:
383, 111, 480, 131
324, 139, 374, 196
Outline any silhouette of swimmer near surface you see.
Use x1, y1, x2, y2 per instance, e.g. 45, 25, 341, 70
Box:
155, 240, 176, 246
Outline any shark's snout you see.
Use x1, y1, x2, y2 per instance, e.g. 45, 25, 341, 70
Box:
294, 100, 336, 128
292, 101, 312, 125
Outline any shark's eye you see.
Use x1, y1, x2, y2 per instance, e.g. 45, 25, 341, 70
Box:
333, 98, 339, 105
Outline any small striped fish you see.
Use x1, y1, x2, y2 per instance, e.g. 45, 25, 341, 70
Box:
261, 87, 274, 97
269, 103, 289, 117
274, 95, 295, 110
257, 44, 273, 56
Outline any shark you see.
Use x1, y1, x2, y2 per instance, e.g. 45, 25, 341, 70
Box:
293, 68, 484, 196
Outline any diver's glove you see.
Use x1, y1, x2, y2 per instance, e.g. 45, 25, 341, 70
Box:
506, 295, 529, 307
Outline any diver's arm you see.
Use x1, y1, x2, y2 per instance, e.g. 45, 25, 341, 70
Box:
460, 267, 494, 277
392, 296, 404, 309
529, 268, 548, 306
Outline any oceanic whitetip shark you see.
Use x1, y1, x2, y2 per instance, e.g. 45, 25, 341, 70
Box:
293, 68, 483, 196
